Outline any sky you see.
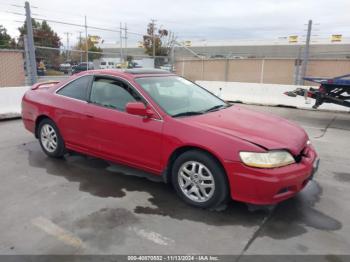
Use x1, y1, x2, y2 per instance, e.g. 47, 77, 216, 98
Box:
1, 0, 350, 47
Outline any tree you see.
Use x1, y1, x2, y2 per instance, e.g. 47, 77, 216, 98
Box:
143, 22, 174, 67
70, 36, 102, 63
18, 19, 61, 66
0, 25, 17, 49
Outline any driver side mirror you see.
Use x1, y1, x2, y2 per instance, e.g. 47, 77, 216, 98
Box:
126, 102, 156, 118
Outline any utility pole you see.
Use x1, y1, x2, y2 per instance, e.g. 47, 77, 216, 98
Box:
84, 16, 89, 70
300, 19, 312, 85
169, 32, 176, 70
77, 31, 83, 64
64, 32, 72, 61
124, 23, 128, 61
120, 22, 123, 63
23, 35, 31, 85
151, 19, 157, 59
24, 1, 37, 84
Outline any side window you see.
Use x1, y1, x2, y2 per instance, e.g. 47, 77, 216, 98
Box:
57, 76, 91, 101
90, 77, 143, 111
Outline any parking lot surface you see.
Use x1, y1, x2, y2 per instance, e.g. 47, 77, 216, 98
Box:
0, 105, 349, 256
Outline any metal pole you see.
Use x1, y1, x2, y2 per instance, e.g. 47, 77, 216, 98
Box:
124, 23, 127, 60
151, 19, 156, 59
181, 59, 185, 77
78, 31, 83, 64
120, 22, 123, 63
260, 59, 265, 83
201, 57, 204, 80
64, 32, 71, 61
23, 35, 31, 85
225, 59, 229, 82
300, 19, 312, 85
84, 16, 88, 70
170, 43, 175, 72
25, 1, 37, 84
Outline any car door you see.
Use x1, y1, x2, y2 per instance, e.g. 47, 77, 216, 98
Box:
85, 75, 163, 173
54, 75, 93, 150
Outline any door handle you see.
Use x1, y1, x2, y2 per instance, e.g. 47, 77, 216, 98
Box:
86, 114, 94, 118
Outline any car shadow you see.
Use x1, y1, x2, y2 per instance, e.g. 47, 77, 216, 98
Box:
24, 142, 341, 240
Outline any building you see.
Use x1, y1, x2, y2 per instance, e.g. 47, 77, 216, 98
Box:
100, 40, 350, 60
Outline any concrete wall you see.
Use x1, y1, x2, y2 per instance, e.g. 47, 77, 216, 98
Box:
0, 50, 25, 87
306, 59, 350, 79
176, 58, 350, 85
0, 86, 29, 118
197, 81, 349, 112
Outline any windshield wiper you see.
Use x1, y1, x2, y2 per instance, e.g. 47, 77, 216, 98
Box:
204, 104, 230, 113
172, 111, 204, 118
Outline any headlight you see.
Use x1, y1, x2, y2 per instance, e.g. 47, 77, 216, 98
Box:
239, 150, 295, 168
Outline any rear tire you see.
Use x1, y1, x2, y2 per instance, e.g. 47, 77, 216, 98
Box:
171, 150, 229, 209
38, 118, 65, 158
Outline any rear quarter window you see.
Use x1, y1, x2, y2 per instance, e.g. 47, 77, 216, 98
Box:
57, 75, 92, 101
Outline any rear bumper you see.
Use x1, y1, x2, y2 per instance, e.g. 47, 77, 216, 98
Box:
224, 146, 318, 205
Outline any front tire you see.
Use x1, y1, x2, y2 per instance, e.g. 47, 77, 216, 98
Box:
38, 118, 65, 158
171, 150, 229, 209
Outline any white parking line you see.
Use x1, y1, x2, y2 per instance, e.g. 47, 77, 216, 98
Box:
32, 216, 83, 249
130, 227, 174, 246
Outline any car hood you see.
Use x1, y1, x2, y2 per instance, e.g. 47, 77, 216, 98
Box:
180, 106, 308, 155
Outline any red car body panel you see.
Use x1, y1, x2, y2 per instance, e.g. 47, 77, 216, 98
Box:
22, 70, 318, 205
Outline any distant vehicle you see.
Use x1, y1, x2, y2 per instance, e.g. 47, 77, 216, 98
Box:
210, 55, 225, 59
59, 63, 71, 74
159, 64, 174, 72
72, 62, 94, 74
22, 69, 319, 209
128, 61, 142, 69
100, 61, 115, 69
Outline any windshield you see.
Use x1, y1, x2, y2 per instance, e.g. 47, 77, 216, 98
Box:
135, 76, 228, 117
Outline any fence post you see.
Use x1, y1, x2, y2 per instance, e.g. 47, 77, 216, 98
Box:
201, 58, 204, 80
24, 1, 37, 84
181, 59, 185, 77
23, 36, 31, 85
260, 59, 265, 83
85, 16, 89, 70
224, 59, 229, 82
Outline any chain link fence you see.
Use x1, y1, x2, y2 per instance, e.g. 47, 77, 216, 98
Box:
0, 1, 172, 87
30, 46, 171, 84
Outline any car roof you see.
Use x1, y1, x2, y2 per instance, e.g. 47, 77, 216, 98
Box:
76, 68, 175, 80
123, 68, 171, 75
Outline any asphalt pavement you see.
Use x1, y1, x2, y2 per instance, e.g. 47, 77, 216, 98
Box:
0, 105, 349, 258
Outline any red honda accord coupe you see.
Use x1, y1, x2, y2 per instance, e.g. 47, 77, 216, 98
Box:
22, 69, 319, 208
